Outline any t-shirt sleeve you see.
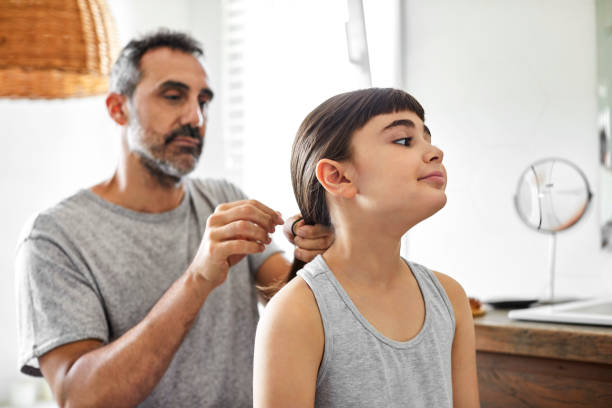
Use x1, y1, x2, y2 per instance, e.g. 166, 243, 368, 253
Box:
15, 237, 109, 376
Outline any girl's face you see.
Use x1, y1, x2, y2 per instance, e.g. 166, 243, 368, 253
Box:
347, 110, 447, 227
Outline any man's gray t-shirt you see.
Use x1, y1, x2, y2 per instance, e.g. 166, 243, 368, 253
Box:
15, 178, 281, 407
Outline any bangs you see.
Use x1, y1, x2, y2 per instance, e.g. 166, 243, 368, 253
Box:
355, 88, 425, 123
314, 88, 425, 139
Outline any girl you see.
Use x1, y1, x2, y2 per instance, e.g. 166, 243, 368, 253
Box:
254, 88, 479, 407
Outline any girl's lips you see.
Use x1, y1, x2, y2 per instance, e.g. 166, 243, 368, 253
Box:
418, 171, 445, 185
418, 171, 444, 180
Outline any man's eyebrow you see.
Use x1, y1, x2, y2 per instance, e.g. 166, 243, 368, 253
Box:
201, 88, 214, 101
158, 80, 215, 100
159, 80, 189, 91
382, 119, 415, 131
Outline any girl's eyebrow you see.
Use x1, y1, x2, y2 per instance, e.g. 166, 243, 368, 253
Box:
381, 119, 432, 138
382, 119, 415, 131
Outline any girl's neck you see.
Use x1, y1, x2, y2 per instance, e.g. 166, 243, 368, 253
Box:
323, 218, 407, 288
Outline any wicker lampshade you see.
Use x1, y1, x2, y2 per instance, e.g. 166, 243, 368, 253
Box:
0, 0, 119, 99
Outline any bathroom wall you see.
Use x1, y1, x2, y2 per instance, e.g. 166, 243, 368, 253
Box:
402, 0, 612, 300
233, 0, 611, 300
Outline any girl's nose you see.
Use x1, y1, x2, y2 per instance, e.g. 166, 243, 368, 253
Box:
424, 144, 444, 163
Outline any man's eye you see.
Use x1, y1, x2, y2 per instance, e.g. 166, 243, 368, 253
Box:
164, 94, 182, 101
393, 137, 413, 147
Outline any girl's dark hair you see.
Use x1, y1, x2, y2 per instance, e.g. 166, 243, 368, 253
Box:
287, 88, 426, 280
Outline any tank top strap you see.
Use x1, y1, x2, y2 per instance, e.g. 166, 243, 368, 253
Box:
297, 256, 340, 385
406, 260, 456, 332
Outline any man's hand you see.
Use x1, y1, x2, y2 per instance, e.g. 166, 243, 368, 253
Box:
190, 200, 283, 288
283, 215, 334, 263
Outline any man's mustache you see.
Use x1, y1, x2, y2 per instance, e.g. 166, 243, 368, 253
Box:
165, 125, 202, 145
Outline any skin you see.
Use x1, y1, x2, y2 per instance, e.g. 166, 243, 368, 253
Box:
37, 47, 332, 408
254, 111, 480, 407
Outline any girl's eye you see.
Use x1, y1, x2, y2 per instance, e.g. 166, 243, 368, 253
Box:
393, 137, 413, 147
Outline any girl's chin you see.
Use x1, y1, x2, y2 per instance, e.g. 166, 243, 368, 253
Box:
396, 197, 447, 227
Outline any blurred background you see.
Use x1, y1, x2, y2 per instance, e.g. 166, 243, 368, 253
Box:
1, 0, 611, 405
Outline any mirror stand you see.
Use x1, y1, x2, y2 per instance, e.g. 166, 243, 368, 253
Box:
514, 158, 592, 306
542, 232, 557, 304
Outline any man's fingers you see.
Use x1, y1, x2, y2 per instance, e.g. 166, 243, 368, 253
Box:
295, 223, 333, 239
209, 202, 280, 233
294, 235, 333, 251
294, 247, 322, 263
283, 215, 304, 244
218, 240, 265, 259
211, 220, 271, 244
215, 200, 283, 226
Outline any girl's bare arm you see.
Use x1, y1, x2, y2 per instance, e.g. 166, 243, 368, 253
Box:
253, 277, 325, 408
435, 272, 481, 408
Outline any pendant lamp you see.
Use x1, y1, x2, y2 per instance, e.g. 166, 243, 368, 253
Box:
0, 0, 119, 99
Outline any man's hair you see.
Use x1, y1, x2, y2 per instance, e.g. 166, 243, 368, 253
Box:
109, 29, 204, 98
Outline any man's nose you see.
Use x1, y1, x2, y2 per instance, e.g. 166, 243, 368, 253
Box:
424, 144, 444, 163
182, 101, 205, 128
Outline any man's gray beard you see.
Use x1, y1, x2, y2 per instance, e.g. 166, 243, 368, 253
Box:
136, 150, 189, 188
127, 119, 198, 188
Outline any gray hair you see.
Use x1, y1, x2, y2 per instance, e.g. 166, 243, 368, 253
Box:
109, 28, 204, 98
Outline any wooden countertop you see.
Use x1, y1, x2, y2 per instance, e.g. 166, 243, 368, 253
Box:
473, 309, 612, 365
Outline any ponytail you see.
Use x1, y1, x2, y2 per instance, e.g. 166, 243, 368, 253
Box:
286, 216, 309, 282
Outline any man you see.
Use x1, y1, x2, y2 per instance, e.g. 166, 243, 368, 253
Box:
15, 29, 332, 407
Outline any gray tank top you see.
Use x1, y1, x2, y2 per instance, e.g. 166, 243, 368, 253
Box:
297, 255, 455, 408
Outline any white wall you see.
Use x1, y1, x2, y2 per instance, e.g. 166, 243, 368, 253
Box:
402, 0, 612, 300
239, 0, 370, 254
1, 0, 611, 402
237, 0, 612, 301
0, 0, 223, 401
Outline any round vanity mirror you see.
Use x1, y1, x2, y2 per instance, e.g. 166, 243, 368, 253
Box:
515, 158, 592, 233
514, 158, 593, 303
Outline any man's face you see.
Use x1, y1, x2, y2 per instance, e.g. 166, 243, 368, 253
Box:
126, 47, 214, 179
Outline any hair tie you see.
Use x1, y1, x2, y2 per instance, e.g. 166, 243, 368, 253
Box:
291, 217, 304, 237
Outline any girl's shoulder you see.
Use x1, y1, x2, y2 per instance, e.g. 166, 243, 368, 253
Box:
430, 270, 472, 325
431, 270, 465, 297
254, 275, 325, 403
258, 275, 325, 350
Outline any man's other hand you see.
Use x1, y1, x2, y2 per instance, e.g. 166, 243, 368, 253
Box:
283, 215, 334, 263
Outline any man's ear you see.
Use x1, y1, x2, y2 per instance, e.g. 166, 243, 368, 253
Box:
315, 159, 357, 198
105, 93, 129, 126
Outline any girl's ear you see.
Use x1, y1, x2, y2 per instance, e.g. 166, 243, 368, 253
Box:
105, 93, 129, 126
315, 159, 357, 198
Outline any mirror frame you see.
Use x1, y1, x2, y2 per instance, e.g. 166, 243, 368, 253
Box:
514, 157, 593, 235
